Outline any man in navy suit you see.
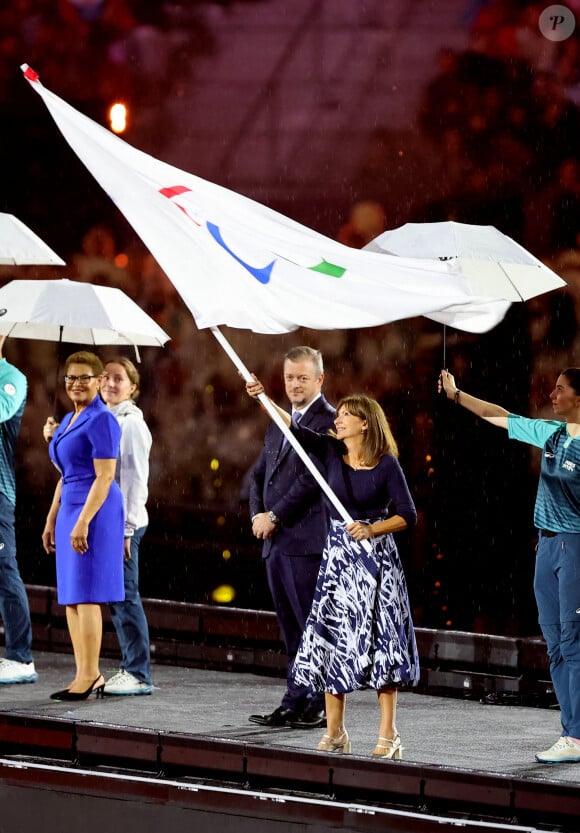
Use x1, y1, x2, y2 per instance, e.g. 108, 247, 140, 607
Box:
249, 346, 335, 728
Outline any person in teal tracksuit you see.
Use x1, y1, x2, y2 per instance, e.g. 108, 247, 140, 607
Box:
0, 336, 37, 686
439, 367, 580, 764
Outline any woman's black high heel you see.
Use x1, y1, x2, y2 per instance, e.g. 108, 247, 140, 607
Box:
50, 687, 71, 700
50, 676, 105, 701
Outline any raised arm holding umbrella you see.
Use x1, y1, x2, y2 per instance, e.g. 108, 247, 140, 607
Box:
438, 367, 580, 764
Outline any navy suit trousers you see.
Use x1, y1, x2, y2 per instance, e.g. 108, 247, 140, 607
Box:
266, 549, 324, 712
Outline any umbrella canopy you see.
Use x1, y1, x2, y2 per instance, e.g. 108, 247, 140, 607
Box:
0, 279, 170, 349
366, 221, 566, 303
0, 213, 65, 265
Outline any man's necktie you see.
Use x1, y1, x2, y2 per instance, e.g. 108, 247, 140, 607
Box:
282, 411, 302, 449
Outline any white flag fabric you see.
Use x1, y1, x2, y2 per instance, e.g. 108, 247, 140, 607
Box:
22, 65, 500, 335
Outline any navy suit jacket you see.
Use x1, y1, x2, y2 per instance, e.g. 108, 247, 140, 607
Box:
249, 394, 336, 558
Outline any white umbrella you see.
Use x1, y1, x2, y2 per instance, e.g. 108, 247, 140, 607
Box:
0, 214, 65, 265
0, 279, 170, 353
366, 221, 565, 303
0, 278, 170, 413
365, 221, 567, 362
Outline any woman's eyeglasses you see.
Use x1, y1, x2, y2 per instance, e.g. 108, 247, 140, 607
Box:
63, 375, 98, 385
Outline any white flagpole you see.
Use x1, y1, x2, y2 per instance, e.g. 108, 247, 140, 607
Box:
209, 326, 372, 553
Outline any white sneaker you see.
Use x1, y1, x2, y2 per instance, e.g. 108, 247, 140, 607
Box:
536, 736, 580, 763
0, 659, 38, 684
104, 669, 153, 695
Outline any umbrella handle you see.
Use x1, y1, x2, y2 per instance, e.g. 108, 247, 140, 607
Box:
52, 326, 64, 418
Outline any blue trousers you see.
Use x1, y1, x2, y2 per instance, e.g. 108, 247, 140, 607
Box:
0, 494, 33, 663
265, 549, 324, 712
108, 527, 152, 685
534, 532, 580, 738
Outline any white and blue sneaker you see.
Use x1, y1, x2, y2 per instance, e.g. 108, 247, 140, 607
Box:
104, 670, 153, 695
0, 658, 38, 684
536, 736, 580, 763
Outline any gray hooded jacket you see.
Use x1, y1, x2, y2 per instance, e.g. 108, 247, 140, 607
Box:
109, 399, 152, 537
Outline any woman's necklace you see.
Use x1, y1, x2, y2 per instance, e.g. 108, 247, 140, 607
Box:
347, 454, 367, 470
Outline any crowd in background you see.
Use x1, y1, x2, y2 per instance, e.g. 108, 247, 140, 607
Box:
2, 0, 580, 634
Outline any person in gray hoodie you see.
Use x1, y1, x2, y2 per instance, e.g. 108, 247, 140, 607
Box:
44, 356, 153, 695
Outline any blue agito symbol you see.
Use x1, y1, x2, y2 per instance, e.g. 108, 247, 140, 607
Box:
207, 222, 274, 284
207, 221, 346, 282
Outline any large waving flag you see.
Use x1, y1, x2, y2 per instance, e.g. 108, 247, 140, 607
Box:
22, 65, 497, 334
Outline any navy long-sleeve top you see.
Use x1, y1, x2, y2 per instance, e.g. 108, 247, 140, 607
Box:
292, 423, 417, 527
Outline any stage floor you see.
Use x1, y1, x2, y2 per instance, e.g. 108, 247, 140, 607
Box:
1, 649, 578, 786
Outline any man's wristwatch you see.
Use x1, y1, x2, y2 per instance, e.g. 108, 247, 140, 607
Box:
268, 510, 279, 525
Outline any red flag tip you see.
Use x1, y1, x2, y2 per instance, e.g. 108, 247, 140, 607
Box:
21, 64, 39, 82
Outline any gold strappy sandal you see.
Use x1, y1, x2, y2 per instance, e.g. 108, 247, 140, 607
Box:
316, 731, 351, 754
371, 733, 403, 760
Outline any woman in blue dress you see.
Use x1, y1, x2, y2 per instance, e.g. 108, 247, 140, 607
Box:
42, 351, 124, 701
246, 378, 419, 760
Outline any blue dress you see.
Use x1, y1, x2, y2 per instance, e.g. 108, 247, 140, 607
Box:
291, 426, 420, 695
49, 396, 125, 605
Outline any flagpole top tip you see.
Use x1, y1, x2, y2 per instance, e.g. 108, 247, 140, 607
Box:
21, 64, 39, 83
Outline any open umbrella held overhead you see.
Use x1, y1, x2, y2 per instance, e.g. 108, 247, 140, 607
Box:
0, 278, 170, 411
365, 221, 566, 364
0, 213, 65, 266
0, 279, 169, 352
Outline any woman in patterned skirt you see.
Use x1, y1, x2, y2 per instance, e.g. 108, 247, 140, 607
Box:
246, 378, 419, 759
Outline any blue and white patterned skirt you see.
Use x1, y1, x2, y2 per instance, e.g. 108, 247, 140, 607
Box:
292, 518, 419, 694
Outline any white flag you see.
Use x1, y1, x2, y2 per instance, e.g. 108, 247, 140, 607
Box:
22, 65, 498, 334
